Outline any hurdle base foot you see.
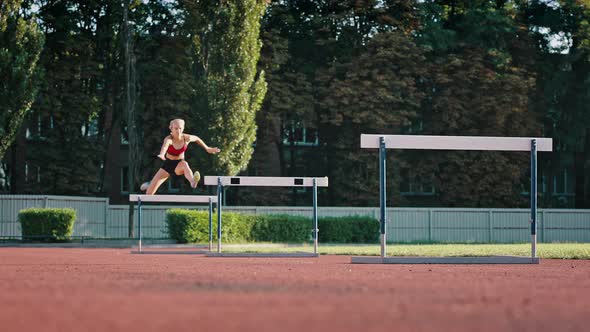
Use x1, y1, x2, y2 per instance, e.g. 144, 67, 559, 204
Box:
351, 256, 540, 264
206, 251, 319, 258
131, 249, 209, 255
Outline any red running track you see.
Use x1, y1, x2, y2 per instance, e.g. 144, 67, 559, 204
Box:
0, 248, 589, 332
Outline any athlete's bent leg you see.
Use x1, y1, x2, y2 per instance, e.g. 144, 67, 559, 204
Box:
146, 169, 170, 195
175, 161, 198, 188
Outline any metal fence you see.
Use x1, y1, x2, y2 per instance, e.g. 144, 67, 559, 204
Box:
1, 195, 589, 242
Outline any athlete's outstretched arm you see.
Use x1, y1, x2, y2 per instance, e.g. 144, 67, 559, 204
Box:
157, 137, 172, 160
187, 134, 220, 154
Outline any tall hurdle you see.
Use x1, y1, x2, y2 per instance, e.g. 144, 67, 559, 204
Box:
129, 194, 218, 254
204, 176, 329, 257
352, 134, 552, 264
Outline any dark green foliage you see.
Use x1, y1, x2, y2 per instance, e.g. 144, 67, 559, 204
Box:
417, 47, 538, 207
412, 2, 542, 207
4, 0, 590, 208
220, 212, 256, 244
134, 32, 198, 187
165, 209, 209, 243
251, 215, 311, 243
318, 216, 379, 243
318, 31, 427, 206
0, 0, 44, 159
526, 1, 590, 207
165, 209, 255, 243
18, 208, 76, 242
16, 0, 118, 195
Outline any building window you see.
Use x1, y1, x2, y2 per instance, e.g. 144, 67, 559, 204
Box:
121, 125, 129, 145
37, 114, 42, 136
282, 120, 319, 146
0, 161, 8, 190
401, 120, 423, 134
521, 172, 548, 195
167, 177, 180, 193
81, 116, 99, 137
24, 164, 42, 184
400, 169, 435, 196
553, 167, 574, 195
30, 113, 54, 140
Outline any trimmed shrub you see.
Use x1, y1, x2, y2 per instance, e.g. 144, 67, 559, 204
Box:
318, 216, 379, 243
166, 210, 379, 244
18, 208, 76, 242
166, 209, 255, 243
251, 215, 311, 243
220, 212, 256, 243
165, 209, 208, 243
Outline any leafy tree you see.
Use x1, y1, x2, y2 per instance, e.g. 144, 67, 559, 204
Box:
132, 0, 197, 189
414, 1, 542, 207
0, 0, 44, 159
182, 0, 268, 176
319, 32, 427, 206
22, 0, 113, 195
247, 0, 423, 205
526, 0, 590, 207
422, 48, 538, 207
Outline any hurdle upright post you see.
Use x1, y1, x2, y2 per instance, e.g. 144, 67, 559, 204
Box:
313, 178, 318, 255
137, 197, 142, 253
531, 139, 537, 259
217, 177, 223, 253
379, 136, 387, 258
208, 197, 213, 252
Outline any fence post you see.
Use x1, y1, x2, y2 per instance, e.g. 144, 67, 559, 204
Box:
488, 210, 493, 243
428, 209, 432, 242
541, 210, 545, 242
104, 199, 108, 238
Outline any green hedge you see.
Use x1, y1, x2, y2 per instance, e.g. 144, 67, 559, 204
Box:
318, 216, 379, 243
166, 209, 255, 243
18, 208, 76, 242
252, 215, 311, 243
166, 209, 379, 244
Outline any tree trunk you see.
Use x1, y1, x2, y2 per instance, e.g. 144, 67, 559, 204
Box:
255, 113, 282, 176
123, 0, 136, 237
9, 125, 27, 193
237, 111, 286, 205
575, 128, 590, 208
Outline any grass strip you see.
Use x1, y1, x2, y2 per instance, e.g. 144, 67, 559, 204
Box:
213, 243, 590, 259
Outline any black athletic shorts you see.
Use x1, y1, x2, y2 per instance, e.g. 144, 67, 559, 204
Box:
161, 158, 183, 176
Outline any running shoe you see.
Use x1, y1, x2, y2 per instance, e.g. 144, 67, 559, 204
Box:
192, 171, 201, 188
140, 181, 150, 191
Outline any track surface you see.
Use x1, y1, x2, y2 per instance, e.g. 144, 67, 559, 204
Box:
1, 248, 589, 332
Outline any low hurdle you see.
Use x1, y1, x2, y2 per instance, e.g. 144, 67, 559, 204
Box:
351, 134, 552, 264
129, 194, 218, 254
204, 176, 329, 257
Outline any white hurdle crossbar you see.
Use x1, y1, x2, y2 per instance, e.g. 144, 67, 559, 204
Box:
204, 176, 329, 256
357, 134, 552, 264
129, 194, 218, 253
207, 176, 329, 187
361, 134, 553, 151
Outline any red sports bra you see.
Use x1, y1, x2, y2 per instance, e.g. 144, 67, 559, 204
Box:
167, 142, 188, 156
